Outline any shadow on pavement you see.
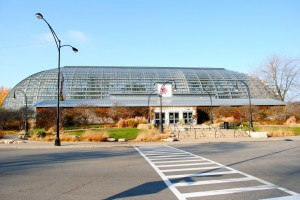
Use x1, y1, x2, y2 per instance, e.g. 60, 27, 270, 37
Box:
0, 148, 137, 172
104, 180, 168, 200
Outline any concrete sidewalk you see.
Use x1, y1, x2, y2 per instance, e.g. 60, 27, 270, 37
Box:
0, 136, 299, 149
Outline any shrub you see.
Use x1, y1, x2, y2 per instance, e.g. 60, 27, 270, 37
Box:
0, 108, 34, 130
284, 116, 297, 125
108, 107, 148, 121
81, 130, 108, 142
35, 108, 56, 130
117, 117, 147, 128
0, 130, 4, 139
268, 130, 295, 137
47, 126, 56, 134
60, 133, 79, 142
44, 135, 54, 142
135, 129, 169, 142
117, 119, 127, 128
30, 128, 46, 137
127, 119, 138, 128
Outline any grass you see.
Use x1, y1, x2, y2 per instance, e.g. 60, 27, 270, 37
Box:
63, 124, 102, 130
255, 125, 300, 135
106, 128, 140, 140
67, 130, 85, 136
65, 127, 141, 140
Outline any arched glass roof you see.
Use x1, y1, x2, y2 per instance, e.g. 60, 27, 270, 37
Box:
2, 66, 277, 109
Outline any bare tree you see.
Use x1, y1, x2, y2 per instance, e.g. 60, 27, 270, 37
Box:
256, 55, 300, 102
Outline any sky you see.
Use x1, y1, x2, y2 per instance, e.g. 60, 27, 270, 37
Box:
0, 0, 299, 88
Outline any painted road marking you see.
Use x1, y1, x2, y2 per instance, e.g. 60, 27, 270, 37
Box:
150, 156, 197, 161
172, 177, 255, 187
182, 185, 277, 198
144, 153, 189, 157
135, 145, 299, 200
153, 159, 204, 164
166, 170, 237, 179
157, 162, 213, 168
160, 165, 225, 172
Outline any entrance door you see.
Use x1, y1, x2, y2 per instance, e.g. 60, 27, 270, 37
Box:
197, 110, 209, 124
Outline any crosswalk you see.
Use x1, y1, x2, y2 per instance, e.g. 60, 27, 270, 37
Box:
135, 145, 299, 200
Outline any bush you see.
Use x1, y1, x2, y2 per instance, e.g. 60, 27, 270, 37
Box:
268, 130, 295, 137
60, 133, 79, 142
108, 107, 148, 121
35, 108, 56, 130
135, 129, 169, 142
285, 116, 297, 125
30, 128, 46, 137
117, 117, 147, 128
81, 130, 108, 142
0, 130, 4, 139
0, 108, 34, 130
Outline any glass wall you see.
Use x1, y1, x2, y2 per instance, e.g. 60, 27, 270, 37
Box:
2, 66, 277, 109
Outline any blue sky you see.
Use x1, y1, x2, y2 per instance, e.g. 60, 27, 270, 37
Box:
0, 0, 299, 88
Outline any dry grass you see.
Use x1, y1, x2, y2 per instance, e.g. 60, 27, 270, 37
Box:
284, 116, 297, 125
30, 135, 42, 141
268, 130, 295, 137
117, 117, 148, 128
80, 130, 108, 142
135, 129, 170, 142
47, 126, 56, 133
60, 134, 79, 142
259, 127, 295, 137
43, 135, 54, 142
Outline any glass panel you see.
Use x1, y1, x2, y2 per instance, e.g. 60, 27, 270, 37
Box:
183, 112, 193, 124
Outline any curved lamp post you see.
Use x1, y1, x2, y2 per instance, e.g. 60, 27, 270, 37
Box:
13, 90, 29, 138
147, 91, 158, 124
235, 80, 253, 131
154, 80, 177, 133
35, 13, 78, 146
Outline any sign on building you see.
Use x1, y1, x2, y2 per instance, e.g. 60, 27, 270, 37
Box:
157, 83, 173, 97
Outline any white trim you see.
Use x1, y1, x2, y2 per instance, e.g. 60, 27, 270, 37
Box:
160, 165, 225, 172
157, 162, 213, 168
182, 185, 277, 198
172, 177, 255, 187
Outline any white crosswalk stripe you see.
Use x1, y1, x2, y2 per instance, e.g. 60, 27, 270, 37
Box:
135, 145, 299, 200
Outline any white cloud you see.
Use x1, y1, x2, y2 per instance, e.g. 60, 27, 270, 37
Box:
68, 30, 88, 44
37, 32, 54, 43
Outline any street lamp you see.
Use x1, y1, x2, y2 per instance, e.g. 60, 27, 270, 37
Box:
154, 80, 177, 133
13, 90, 29, 138
235, 80, 253, 131
36, 12, 78, 146
147, 91, 158, 124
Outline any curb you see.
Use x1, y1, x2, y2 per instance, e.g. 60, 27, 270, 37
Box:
0, 136, 299, 149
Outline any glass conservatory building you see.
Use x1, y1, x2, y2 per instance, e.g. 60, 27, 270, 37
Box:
2, 66, 284, 113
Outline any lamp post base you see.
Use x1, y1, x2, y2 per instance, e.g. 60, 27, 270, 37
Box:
54, 138, 61, 146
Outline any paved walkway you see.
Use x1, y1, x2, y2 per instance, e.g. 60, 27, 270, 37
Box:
1, 136, 299, 149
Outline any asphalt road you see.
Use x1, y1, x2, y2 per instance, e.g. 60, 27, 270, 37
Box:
0, 140, 299, 200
